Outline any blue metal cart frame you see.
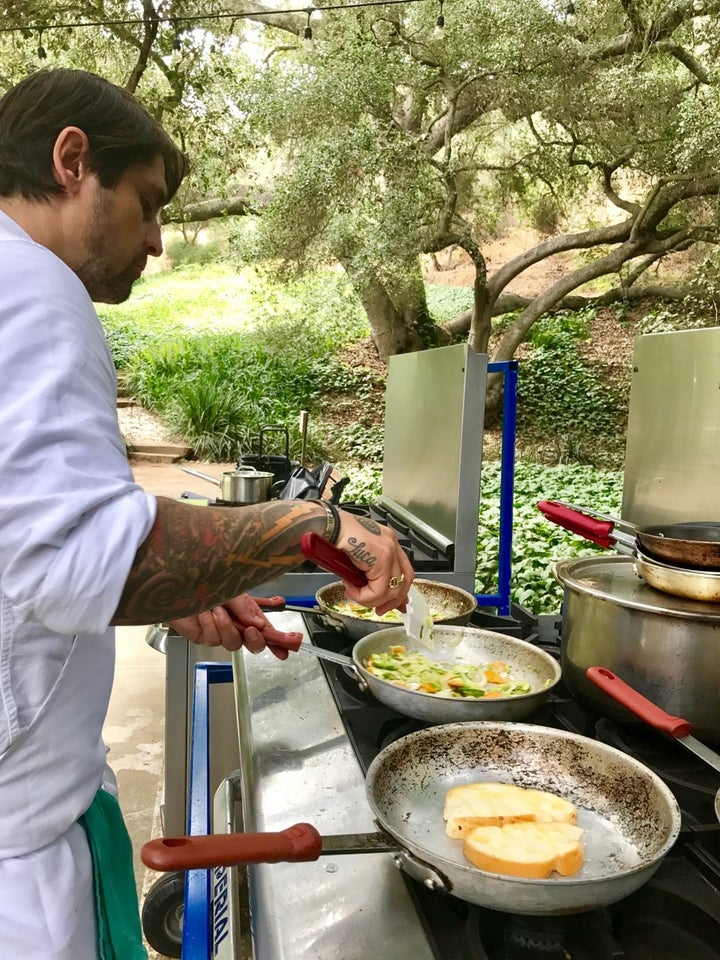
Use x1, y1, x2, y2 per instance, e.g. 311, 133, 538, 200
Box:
181, 661, 233, 960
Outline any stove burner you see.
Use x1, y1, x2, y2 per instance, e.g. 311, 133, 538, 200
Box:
500, 915, 569, 958
614, 887, 720, 960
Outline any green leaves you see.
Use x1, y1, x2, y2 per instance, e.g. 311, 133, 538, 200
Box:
476, 460, 624, 614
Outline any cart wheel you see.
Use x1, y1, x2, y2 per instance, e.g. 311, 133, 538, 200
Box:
142, 871, 184, 958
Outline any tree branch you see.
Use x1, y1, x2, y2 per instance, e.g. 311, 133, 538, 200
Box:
124, 0, 159, 94
161, 194, 266, 223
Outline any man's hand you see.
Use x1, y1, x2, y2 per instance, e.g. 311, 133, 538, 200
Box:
335, 509, 415, 615
169, 594, 302, 659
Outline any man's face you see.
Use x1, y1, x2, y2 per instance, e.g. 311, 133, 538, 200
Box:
75, 155, 167, 304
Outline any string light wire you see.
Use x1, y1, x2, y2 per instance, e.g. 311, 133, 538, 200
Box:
0, 0, 442, 37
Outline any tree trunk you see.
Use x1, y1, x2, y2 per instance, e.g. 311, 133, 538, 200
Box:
339, 259, 426, 361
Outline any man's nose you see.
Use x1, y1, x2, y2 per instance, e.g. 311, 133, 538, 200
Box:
145, 219, 163, 257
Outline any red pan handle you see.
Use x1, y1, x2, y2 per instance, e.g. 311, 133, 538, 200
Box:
141, 823, 323, 872
300, 532, 368, 588
537, 500, 618, 550
226, 610, 303, 654
586, 666, 691, 737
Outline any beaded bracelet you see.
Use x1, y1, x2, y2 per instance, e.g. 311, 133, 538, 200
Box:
320, 499, 341, 545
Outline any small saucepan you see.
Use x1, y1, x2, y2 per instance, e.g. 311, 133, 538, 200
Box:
180, 465, 274, 504
538, 500, 720, 570
314, 579, 478, 640
587, 666, 720, 824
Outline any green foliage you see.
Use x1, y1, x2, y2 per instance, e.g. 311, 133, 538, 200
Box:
341, 465, 383, 503
517, 311, 626, 466
109, 265, 370, 461
476, 461, 624, 614
425, 285, 475, 324
164, 237, 226, 267
165, 372, 254, 461
527, 307, 594, 347
331, 459, 623, 616
330, 424, 385, 464
638, 248, 720, 334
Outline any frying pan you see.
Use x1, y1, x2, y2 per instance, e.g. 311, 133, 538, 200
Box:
313, 579, 477, 640
538, 500, 720, 570
539, 501, 720, 603
141, 721, 681, 915
587, 666, 720, 824
294, 532, 556, 722
299, 532, 478, 640
300, 623, 562, 724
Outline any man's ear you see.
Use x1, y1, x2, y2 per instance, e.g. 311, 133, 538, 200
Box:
52, 127, 91, 195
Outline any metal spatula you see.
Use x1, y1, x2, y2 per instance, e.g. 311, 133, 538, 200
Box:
403, 585, 434, 650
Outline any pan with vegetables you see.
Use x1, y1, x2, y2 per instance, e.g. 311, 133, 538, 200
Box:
314, 578, 478, 640
301, 624, 561, 724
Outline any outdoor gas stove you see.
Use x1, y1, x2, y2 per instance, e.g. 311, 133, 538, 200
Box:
168, 605, 720, 960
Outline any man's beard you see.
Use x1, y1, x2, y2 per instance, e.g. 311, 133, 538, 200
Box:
74, 193, 140, 304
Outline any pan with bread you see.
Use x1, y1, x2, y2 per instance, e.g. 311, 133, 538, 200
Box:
146, 718, 682, 916
366, 720, 681, 914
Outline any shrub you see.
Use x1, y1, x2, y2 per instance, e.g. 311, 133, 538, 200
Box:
517, 330, 625, 466
476, 460, 624, 613
425, 284, 475, 323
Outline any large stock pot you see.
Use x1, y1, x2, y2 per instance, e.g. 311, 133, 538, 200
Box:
554, 556, 720, 744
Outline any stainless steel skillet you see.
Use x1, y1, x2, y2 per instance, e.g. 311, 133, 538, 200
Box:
141, 721, 681, 915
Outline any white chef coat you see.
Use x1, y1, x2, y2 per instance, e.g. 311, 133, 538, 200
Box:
0, 210, 157, 957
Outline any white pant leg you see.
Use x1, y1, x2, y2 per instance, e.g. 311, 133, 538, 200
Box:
0, 821, 97, 960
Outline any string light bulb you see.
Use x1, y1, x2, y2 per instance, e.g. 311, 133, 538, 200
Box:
172, 20, 182, 51
433, 0, 445, 39
37, 29, 47, 58
565, 2, 576, 25
303, 9, 314, 50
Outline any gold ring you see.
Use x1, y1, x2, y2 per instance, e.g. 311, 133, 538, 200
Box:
388, 574, 405, 589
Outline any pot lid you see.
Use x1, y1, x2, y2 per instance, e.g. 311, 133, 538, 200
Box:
553, 555, 720, 621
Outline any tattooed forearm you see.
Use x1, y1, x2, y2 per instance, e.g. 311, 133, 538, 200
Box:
112, 496, 329, 625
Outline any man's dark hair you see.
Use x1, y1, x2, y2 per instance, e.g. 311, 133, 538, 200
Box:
0, 68, 186, 201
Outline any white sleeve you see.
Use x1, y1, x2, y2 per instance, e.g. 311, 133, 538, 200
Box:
0, 236, 157, 635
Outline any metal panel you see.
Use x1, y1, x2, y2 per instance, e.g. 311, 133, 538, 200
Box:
381, 344, 487, 570
622, 328, 720, 525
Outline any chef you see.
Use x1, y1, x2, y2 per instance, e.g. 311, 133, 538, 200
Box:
0, 67, 414, 960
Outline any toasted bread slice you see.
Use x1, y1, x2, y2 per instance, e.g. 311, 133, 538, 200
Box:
444, 781, 577, 839
462, 820, 585, 879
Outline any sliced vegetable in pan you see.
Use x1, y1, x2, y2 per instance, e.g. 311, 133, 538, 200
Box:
365, 646, 533, 699
331, 598, 450, 624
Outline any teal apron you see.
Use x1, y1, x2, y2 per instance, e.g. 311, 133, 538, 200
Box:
79, 789, 148, 960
